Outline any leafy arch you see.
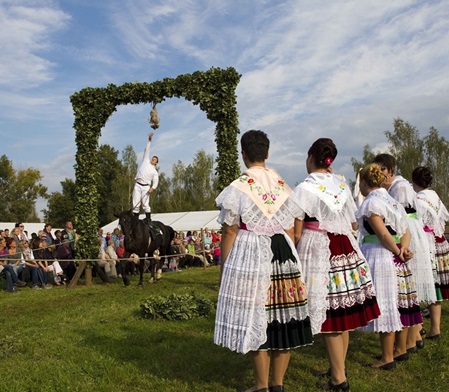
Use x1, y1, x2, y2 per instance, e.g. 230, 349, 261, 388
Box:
70, 67, 241, 260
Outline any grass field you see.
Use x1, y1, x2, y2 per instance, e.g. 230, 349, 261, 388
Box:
1, 267, 448, 392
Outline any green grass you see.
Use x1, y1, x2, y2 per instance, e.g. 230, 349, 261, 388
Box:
1, 267, 448, 391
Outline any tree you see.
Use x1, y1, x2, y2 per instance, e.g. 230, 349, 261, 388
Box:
351, 144, 376, 174
97, 144, 122, 226
121, 145, 138, 205
186, 149, 219, 211
385, 118, 424, 180
423, 127, 449, 206
351, 118, 449, 206
43, 179, 76, 227
166, 150, 219, 212
0, 154, 47, 222
151, 172, 173, 213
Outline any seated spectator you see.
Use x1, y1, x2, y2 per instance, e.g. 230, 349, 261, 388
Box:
0, 237, 7, 256
115, 239, 125, 278
184, 239, 204, 267
105, 239, 118, 278
10, 227, 21, 246
111, 228, 121, 249
212, 242, 221, 265
54, 230, 63, 245
55, 232, 77, 283
42, 224, 55, 249
204, 244, 212, 265
203, 228, 212, 246
19, 240, 52, 289
97, 238, 117, 279
16, 222, 29, 243
169, 239, 181, 272
98, 228, 106, 249
211, 229, 218, 243
0, 238, 27, 292
194, 238, 209, 267
32, 237, 64, 286
6, 237, 25, 273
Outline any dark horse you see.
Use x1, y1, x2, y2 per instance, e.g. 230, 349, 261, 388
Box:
114, 210, 174, 286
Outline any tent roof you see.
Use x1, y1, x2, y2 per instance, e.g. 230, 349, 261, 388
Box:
0, 222, 62, 237
101, 210, 221, 234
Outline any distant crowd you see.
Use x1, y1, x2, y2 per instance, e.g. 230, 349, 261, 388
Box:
0, 221, 221, 293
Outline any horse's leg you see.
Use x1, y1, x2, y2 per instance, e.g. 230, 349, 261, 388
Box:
137, 256, 145, 287
121, 256, 130, 286
149, 259, 156, 283
156, 258, 162, 281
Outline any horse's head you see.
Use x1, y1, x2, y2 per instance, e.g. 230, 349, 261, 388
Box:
114, 210, 136, 236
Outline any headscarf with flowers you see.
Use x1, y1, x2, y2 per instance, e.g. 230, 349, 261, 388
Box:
230, 166, 291, 219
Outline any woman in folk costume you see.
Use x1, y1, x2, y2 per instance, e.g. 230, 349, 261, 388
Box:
214, 130, 312, 392
373, 154, 435, 350
412, 166, 449, 340
294, 139, 380, 391
356, 164, 419, 369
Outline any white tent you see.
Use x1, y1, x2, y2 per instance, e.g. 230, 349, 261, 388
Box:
101, 210, 221, 234
0, 222, 62, 237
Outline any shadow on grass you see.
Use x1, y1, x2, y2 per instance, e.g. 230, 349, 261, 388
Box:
79, 321, 248, 390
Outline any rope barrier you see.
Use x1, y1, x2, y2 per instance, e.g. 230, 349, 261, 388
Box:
11, 250, 212, 265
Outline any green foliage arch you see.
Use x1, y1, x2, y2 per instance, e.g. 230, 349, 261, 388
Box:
70, 67, 241, 259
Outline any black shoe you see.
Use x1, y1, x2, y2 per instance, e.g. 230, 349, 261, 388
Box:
269, 386, 284, 392
394, 352, 409, 362
420, 327, 427, 336
15, 280, 27, 287
317, 379, 350, 391
407, 346, 418, 354
366, 361, 396, 371
426, 334, 441, 341
416, 340, 424, 349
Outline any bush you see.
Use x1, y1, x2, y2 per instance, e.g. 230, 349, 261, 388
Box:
140, 293, 215, 321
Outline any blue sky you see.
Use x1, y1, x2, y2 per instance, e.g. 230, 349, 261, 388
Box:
1, 0, 449, 216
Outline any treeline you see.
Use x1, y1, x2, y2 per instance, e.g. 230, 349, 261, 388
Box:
0, 155, 47, 222
2, 117, 448, 226
351, 117, 449, 206
43, 147, 220, 227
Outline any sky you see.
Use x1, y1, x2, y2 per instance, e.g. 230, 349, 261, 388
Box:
1, 0, 449, 217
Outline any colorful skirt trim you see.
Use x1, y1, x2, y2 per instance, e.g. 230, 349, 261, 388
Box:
435, 235, 449, 300
321, 233, 380, 332
394, 250, 422, 327
261, 234, 313, 349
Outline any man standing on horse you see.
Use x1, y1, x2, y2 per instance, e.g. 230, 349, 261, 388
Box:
132, 132, 159, 225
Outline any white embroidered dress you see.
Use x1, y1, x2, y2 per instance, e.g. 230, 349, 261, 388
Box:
416, 189, 449, 291
389, 176, 436, 304
356, 188, 406, 332
294, 173, 377, 334
214, 167, 309, 354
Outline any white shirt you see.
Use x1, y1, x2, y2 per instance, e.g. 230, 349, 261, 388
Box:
135, 141, 159, 188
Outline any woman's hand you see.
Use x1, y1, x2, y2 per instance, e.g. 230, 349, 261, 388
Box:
402, 247, 414, 262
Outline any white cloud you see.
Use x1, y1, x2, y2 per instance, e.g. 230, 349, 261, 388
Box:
0, 1, 70, 88
1, 0, 449, 211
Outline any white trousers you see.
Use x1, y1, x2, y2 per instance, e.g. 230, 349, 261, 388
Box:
132, 183, 151, 213
48, 261, 63, 282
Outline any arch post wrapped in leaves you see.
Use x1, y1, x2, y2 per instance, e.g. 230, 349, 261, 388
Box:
70, 67, 241, 284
